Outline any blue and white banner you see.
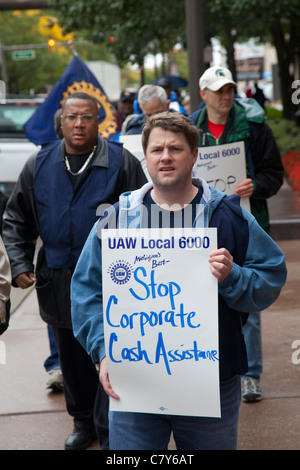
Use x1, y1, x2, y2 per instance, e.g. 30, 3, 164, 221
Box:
24, 53, 118, 144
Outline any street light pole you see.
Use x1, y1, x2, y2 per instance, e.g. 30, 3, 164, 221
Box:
185, 0, 205, 112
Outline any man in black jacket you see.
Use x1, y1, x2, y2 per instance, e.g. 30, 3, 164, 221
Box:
2, 92, 147, 450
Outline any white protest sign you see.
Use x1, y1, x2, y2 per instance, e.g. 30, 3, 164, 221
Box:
102, 227, 220, 417
119, 134, 150, 180
193, 141, 250, 212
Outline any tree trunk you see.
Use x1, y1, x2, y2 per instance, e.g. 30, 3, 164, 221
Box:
224, 27, 236, 83
270, 19, 293, 120
140, 63, 145, 87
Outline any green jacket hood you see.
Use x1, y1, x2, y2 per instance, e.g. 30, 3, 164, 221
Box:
198, 97, 265, 127
235, 97, 265, 124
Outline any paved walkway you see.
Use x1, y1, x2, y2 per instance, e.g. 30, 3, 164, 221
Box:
0, 179, 300, 450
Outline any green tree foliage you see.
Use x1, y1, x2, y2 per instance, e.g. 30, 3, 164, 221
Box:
3, 1, 300, 120
205, 0, 300, 119
0, 10, 115, 94
0, 10, 71, 94
49, 0, 186, 68
50, 0, 300, 117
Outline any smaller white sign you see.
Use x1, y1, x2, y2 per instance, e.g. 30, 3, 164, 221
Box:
193, 141, 250, 212
119, 134, 150, 180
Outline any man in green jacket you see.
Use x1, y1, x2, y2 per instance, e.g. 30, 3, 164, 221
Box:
190, 65, 284, 402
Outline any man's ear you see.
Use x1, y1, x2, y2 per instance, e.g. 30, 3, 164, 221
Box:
200, 89, 207, 102
192, 147, 198, 165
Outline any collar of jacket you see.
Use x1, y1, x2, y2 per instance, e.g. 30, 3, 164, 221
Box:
60, 135, 110, 169
118, 178, 227, 229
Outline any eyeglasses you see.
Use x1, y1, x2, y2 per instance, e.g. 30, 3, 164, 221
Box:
63, 114, 97, 122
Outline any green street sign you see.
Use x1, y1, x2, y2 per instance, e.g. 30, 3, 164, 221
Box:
11, 50, 36, 61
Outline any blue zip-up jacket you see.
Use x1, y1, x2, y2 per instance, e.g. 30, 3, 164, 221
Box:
71, 179, 287, 381
125, 113, 146, 135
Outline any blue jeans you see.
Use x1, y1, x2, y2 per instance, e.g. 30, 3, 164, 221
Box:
44, 325, 60, 372
109, 375, 241, 450
242, 312, 263, 380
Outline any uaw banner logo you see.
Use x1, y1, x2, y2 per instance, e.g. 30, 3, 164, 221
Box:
24, 53, 118, 145
60, 80, 118, 140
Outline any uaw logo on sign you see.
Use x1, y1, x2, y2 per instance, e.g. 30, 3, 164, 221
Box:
60, 80, 118, 139
108, 260, 133, 285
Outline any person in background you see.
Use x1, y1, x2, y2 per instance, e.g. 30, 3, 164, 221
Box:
114, 90, 136, 132
44, 107, 64, 392
253, 82, 266, 109
70, 112, 286, 450
190, 65, 284, 403
2, 92, 147, 450
181, 94, 191, 115
155, 78, 186, 113
244, 82, 253, 98
44, 324, 63, 391
125, 84, 170, 135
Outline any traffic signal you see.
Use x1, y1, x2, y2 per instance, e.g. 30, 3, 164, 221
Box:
47, 38, 55, 52
108, 36, 114, 43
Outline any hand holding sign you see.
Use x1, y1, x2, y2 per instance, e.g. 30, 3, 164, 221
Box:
209, 248, 233, 283
235, 178, 254, 199
100, 357, 120, 400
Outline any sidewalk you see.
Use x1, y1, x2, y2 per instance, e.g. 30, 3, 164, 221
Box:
238, 238, 300, 450
0, 179, 300, 450
0, 289, 100, 450
237, 179, 300, 450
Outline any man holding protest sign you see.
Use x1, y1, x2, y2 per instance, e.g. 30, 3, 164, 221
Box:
71, 112, 286, 450
190, 66, 284, 403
